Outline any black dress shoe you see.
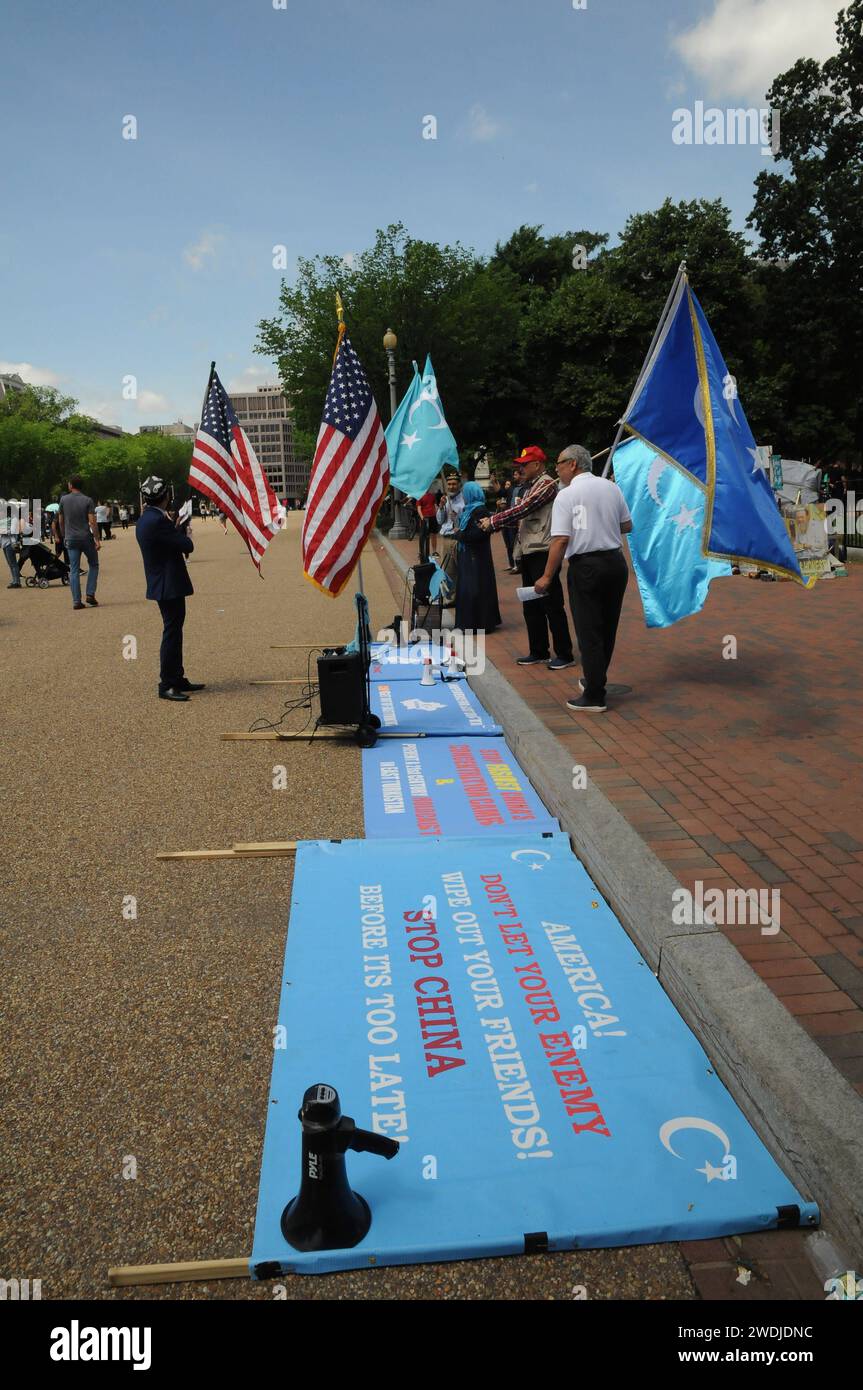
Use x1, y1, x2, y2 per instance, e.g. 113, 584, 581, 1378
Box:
159, 687, 190, 702
177, 680, 206, 691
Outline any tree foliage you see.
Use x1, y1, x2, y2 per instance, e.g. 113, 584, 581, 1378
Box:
747, 0, 863, 457
0, 387, 192, 503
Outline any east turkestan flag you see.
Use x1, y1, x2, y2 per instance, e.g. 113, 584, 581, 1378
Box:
385, 354, 458, 498
613, 270, 814, 628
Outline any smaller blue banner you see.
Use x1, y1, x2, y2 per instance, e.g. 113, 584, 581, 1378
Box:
363, 739, 558, 838
370, 677, 502, 737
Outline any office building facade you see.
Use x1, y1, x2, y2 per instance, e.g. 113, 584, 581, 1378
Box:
230, 386, 309, 503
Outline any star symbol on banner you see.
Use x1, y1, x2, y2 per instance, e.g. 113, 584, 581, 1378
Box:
401, 432, 420, 450
529, 861, 544, 871
697, 1160, 726, 1183
670, 503, 699, 531
750, 447, 767, 475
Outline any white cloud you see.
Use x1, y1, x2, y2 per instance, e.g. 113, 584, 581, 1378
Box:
0, 359, 62, 387
183, 229, 223, 271
226, 365, 278, 394
672, 0, 842, 101
77, 397, 120, 424
466, 103, 500, 142
136, 389, 169, 412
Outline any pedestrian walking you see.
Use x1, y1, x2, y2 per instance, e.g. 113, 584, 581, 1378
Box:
535, 444, 633, 713
480, 446, 574, 670
135, 475, 205, 702
58, 477, 101, 609
416, 489, 439, 562
95, 501, 112, 541
119, 505, 130, 531
1, 501, 25, 588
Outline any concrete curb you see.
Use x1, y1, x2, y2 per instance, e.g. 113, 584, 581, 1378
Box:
376, 529, 863, 1261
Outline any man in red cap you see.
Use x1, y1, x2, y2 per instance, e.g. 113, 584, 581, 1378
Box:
479, 446, 574, 669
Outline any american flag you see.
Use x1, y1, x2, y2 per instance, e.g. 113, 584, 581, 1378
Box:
302, 333, 389, 596
189, 368, 283, 570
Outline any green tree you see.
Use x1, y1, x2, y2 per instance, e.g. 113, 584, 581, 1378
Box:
256, 222, 524, 457
748, 0, 863, 456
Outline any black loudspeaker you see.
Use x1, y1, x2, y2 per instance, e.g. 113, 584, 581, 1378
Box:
317, 650, 365, 725
281, 1083, 400, 1252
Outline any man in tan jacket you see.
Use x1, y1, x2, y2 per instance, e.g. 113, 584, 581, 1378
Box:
480, 446, 574, 670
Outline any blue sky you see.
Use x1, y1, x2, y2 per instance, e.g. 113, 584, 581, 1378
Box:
0, 0, 841, 431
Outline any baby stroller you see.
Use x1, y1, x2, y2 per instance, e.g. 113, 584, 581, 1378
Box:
21, 542, 70, 587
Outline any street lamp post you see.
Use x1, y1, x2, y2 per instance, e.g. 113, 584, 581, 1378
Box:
384, 327, 411, 540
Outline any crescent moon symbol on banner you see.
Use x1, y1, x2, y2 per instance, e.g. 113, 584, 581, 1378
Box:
647, 457, 668, 506
659, 1116, 732, 1159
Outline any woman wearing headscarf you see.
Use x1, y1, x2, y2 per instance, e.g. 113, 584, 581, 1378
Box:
455, 481, 502, 633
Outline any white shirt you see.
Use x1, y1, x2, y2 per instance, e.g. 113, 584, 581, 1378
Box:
437, 491, 465, 536
95, 504, 109, 522
550, 472, 631, 558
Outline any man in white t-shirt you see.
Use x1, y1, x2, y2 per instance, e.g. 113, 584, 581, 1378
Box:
535, 444, 632, 712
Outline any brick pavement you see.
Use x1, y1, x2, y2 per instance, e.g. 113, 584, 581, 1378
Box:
378, 532, 863, 1099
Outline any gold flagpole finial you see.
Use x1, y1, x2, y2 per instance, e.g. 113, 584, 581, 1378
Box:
333, 292, 346, 364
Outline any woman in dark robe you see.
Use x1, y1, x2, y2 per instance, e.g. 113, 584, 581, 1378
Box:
455, 482, 502, 633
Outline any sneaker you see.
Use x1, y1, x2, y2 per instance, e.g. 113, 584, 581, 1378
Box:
86, 595, 99, 606
73, 602, 85, 610
516, 654, 548, 666
7, 582, 21, 589
566, 694, 607, 713
548, 656, 576, 671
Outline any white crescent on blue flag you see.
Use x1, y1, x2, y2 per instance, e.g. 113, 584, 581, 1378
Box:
385, 354, 458, 499
614, 272, 814, 627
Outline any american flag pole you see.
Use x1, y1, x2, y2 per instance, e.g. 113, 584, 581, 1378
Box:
335, 294, 366, 596
190, 360, 216, 514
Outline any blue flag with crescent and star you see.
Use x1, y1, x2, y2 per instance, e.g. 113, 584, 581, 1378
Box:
385, 354, 458, 499
613, 272, 813, 628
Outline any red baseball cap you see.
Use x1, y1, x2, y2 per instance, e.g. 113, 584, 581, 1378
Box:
512, 445, 547, 466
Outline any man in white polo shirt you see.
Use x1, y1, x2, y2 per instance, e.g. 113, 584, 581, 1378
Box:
535, 444, 632, 713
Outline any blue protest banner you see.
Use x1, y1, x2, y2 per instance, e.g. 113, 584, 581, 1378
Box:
362, 739, 558, 838
369, 677, 502, 736
251, 835, 817, 1275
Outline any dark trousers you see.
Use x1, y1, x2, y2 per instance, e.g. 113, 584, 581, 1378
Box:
566, 549, 629, 703
157, 597, 186, 691
520, 550, 573, 660
418, 519, 437, 563
503, 526, 517, 567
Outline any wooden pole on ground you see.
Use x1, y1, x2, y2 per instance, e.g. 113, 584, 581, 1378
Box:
108, 1257, 249, 1288
220, 730, 426, 741
157, 842, 297, 861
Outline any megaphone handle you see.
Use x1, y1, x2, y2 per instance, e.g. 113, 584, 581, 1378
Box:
349, 1126, 400, 1159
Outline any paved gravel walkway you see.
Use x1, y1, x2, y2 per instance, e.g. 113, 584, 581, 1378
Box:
1, 516, 694, 1300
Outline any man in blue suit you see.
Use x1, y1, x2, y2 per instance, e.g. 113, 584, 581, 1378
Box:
136, 475, 205, 702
